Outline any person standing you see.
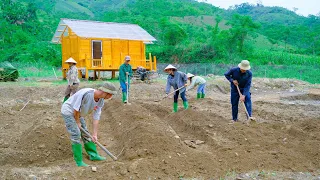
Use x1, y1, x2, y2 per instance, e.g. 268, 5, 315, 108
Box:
63, 57, 80, 103
224, 60, 252, 123
186, 73, 207, 99
164, 64, 188, 112
119, 56, 133, 103
61, 82, 117, 166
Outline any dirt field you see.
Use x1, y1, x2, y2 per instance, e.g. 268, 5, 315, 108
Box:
0, 77, 319, 179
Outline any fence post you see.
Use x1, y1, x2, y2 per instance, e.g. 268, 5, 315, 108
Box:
205, 66, 207, 76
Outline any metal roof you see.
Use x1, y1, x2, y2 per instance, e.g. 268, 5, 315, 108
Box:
51, 19, 157, 44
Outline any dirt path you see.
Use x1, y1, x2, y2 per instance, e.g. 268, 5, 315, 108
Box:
0, 78, 319, 179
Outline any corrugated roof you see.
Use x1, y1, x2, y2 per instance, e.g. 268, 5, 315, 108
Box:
51, 19, 157, 44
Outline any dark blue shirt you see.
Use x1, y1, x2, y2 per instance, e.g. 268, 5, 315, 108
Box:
224, 67, 252, 95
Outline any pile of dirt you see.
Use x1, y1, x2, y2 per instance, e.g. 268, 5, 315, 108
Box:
0, 82, 319, 179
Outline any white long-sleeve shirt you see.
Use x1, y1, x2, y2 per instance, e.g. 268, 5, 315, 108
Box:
187, 76, 206, 91
67, 65, 80, 85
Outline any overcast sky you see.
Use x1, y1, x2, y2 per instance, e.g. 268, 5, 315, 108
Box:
198, 0, 320, 17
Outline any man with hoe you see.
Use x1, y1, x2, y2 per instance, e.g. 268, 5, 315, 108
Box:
224, 60, 253, 123
119, 56, 133, 103
61, 82, 117, 166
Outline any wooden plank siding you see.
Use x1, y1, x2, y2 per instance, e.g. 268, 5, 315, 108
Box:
61, 34, 154, 72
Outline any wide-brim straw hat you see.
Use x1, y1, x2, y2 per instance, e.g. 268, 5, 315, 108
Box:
164, 64, 177, 72
98, 82, 117, 95
65, 57, 77, 64
187, 73, 195, 78
125, 56, 131, 61
238, 60, 251, 70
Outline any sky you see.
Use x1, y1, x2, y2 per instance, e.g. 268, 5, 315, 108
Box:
198, 0, 320, 17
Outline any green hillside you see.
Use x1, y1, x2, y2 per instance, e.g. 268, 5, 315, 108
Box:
0, 0, 319, 82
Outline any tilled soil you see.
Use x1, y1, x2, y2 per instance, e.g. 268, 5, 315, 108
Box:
0, 78, 319, 179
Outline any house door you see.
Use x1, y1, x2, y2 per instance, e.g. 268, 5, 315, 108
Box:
92, 40, 102, 67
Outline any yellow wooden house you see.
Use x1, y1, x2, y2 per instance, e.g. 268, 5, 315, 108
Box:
51, 19, 157, 79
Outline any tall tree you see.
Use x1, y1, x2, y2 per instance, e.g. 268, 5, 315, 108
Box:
227, 14, 260, 52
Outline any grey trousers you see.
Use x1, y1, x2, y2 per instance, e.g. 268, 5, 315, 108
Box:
64, 84, 79, 97
62, 114, 91, 144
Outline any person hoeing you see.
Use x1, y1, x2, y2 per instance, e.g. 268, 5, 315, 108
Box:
164, 64, 189, 112
61, 82, 117, 166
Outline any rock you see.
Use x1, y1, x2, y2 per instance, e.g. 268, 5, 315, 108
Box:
0, 142, 10, 148
120, 169, 127, 175
208, 124, 214, 128
91, 166, 97, 172
184, 140, 197, 148
270, 151, 278, 155
236, 174, 249, 180
28, 174, 37, 180
289, 89, 295, 92
174, 135, 180, 139
194, 140, 205, 145
290, 84, 295, 87
38, 144, 46, 149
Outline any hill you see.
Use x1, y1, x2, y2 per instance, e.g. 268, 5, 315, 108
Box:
0, 0, 319, 68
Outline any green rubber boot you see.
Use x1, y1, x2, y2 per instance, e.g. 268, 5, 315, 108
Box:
201, 93, 205, 98
72, 143, 88, 167
84, 141, 106, 161
63, 96, 69, 103
197, 93, 201, 99
183, 101, 189, 110
122, 92, 127, 103
173, 102, 178, 113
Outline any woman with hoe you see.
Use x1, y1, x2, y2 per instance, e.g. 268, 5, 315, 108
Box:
186, 73, 207, 99
63, 57, 80, 102
164, 64, 189, 112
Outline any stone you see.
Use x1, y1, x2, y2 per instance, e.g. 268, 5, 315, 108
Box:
184, 140, 196, 148
270, 151, 278, 155
195, 140, 205, 145
38, 144, 46, 149
91, 166, 97, 172
208, 124, 214, 128
28, 175, 37, 180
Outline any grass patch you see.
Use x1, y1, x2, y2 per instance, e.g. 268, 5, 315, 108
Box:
158, 63, 320, 84
10, 62, 320, 84
12, 62, 62, 78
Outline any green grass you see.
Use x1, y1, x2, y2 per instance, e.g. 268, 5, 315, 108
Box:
164, 63, 320, 84
55, 1, 94, 17
253, 65, 319, 83
12, 62, 62, 78
10, 62, 320, 84
248, 50, 320, 65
